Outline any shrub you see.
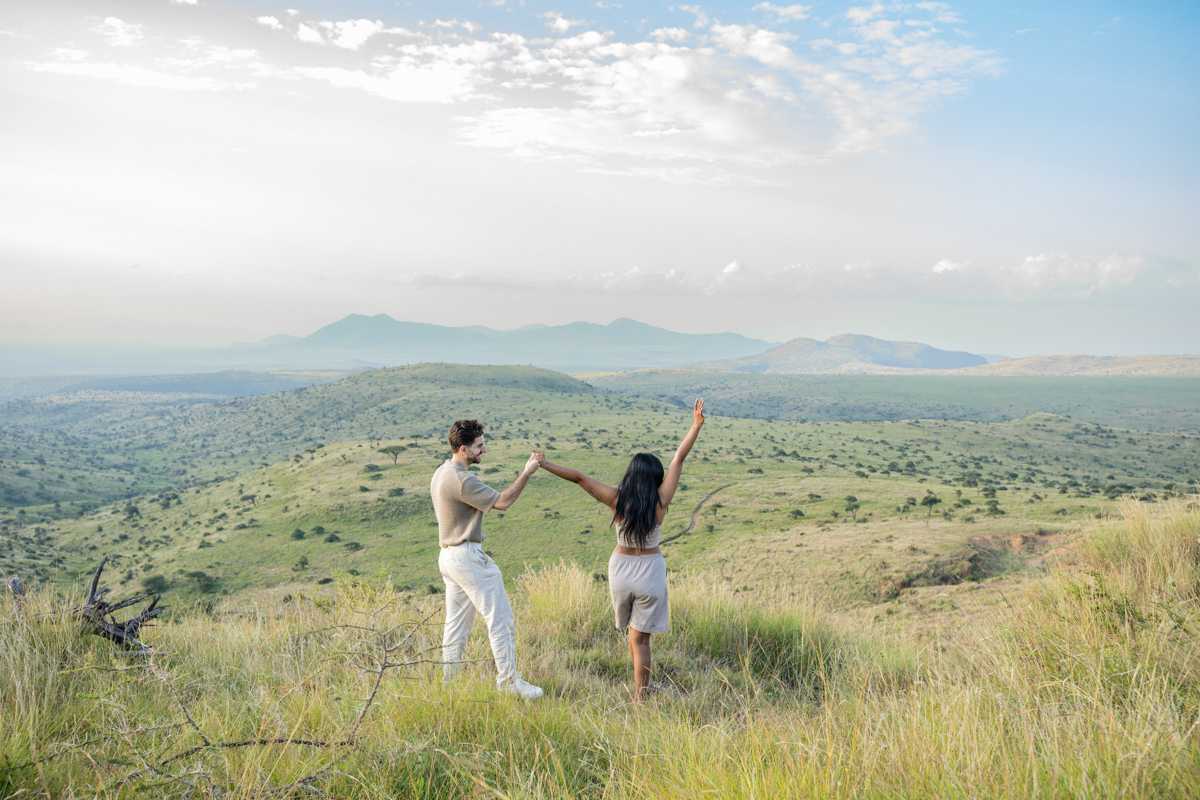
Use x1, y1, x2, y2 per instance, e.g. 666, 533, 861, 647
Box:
291, 529, 305, 540
141, 574, 169, 593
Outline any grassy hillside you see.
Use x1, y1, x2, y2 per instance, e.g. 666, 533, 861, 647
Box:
944, 353, 1200, 376
3, 502, 1197, 798
588, 370, 1200, 434
7, 398, 1197, 622
0, 365, 601, 514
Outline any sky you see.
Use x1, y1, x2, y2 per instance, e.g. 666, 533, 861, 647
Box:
1, 0, 1198, 357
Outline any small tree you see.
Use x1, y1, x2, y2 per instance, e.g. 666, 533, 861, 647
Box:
920, 493, 942, 516
378, 445, 406, 465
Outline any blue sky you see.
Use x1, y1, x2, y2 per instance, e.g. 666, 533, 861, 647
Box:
1, 0, 1197, 356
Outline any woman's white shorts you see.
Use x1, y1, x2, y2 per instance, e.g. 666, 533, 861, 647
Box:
608, 551, 669, 633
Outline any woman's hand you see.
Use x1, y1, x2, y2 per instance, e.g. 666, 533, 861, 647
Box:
693, 398, 705, 426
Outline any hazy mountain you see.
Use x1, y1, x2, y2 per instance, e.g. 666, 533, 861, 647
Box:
684, 334, 987, 373
244, 314, 776, 371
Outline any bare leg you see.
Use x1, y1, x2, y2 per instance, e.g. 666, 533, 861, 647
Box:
627, 627, 652, 701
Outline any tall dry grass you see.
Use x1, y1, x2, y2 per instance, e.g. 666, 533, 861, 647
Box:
1, 501, 1198, 798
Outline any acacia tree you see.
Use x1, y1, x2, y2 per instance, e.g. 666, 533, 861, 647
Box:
920, 492, 942, 516
378, 445, 405, 465
844, 495, 860, 521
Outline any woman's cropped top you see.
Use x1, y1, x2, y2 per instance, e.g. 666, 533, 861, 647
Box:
615, 521, 662, 550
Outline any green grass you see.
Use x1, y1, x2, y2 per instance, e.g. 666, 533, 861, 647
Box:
3, 365, 1198, 611
589, 371, 1200, 434
3, 502, 1198, 798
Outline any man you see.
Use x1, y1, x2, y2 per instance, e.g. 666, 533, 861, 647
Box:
431, 418, 544, 699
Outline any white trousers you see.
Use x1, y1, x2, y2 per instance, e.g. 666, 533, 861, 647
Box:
438, 542, 516, 685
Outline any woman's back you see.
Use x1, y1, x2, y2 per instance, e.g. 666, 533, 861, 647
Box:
615, 520, 662, 550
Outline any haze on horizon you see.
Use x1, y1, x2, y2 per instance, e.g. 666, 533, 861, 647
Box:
1, 0, 1197, 359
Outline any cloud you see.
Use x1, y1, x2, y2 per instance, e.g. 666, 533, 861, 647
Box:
29, 60, 229, 90
296, 24, 324, 44
540, 12, 586, 33
298, 59, 483, 104
40, 3, 1005, 186
171, 0, 199, 5
914, 2, 961, 24
677, 5, 710, 28
100, 18, 143, 47
754, 3, 810, 22
382, 253, 1195, 306
932, 258, 970, 273
328, 19, 383, 50
652, 27, 689, 42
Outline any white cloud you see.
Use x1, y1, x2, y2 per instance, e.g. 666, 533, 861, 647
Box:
846, 3, 883, 24
915, 2, 961, 24
296, 24, 323, 45
328, 19, 383, 50
754, 3, 810, 22
678, 5, 710, 28
932, 258, 967, 273
100, 18, 143, 47
171, 0, 199, 5
382, 253, 1195, 307
297, 60, 482, 104
29, 60, 228, 91
45, 3, 1003, 187
710, 24, 797, 68
540, 12, 586, 33
652, 27, 689, 42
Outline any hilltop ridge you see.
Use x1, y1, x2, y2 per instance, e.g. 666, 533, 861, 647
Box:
685, 333, 986, 373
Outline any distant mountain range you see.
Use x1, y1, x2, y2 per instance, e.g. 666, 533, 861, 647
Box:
229, 314, 776, 372
685, 334, 987, 373
1, 312, 1195, 380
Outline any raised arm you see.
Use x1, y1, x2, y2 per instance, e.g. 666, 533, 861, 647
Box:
535, 454, 618, 510
659, 398, 705, 509
493, 452, 540, 511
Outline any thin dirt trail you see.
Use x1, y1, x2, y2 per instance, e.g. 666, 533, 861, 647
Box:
661, 483, 736, 545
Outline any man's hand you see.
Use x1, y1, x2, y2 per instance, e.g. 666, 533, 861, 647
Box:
524, 451, 542, 474
531, 450, 546, 467
693, 398, 705, 426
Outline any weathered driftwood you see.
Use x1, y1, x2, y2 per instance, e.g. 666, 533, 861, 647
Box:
8, 574, 25, 609
76, 556, 165, 652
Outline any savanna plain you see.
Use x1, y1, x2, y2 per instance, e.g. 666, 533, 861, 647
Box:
2, 364, 1199, 798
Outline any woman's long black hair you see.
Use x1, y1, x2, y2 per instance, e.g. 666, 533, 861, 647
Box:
613, 452, 664, 549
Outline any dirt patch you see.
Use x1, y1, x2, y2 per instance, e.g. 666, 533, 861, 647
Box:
969, 529, 1071, 570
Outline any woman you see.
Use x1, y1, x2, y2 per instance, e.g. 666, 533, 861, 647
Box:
536, 399, 705, 700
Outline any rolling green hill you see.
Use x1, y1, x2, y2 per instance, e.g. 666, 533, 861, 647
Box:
588, 370, 1200, 434
5, 366, 1197, 620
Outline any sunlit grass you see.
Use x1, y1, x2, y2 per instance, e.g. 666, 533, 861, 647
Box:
3, 501, 1198, 797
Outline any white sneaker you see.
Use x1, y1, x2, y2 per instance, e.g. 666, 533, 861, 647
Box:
498, 674, 543, 700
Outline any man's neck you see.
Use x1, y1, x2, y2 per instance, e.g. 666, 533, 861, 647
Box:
451, 452, 472, 469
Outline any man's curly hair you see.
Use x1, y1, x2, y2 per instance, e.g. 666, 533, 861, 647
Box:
448, 419, 485, 453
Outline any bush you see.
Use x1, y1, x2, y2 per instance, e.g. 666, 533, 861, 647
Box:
291, 529, 305, 540
141, 574, 169, 593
